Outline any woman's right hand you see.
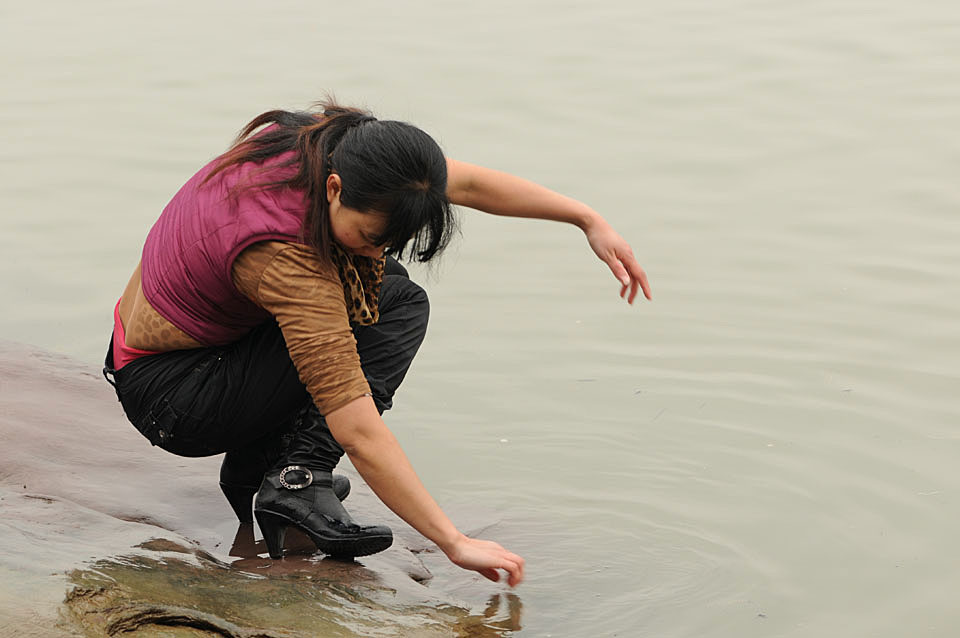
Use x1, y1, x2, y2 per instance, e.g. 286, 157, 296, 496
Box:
328, 397, 526, 586
442, 533, 526, 587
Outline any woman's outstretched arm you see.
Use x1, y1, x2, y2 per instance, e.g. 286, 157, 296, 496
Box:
326, 395, 526, 586
446, 158, 652, 304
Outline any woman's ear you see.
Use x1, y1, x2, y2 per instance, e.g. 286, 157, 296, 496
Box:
326, 173, 342, 205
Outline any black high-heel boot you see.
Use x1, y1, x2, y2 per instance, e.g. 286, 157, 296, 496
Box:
220, 450, 350, 523
220, 470, 351, 523
253, 466, 392, 559
220, 481, 259, 523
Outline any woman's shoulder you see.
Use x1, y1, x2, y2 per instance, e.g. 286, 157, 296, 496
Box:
235, 241, 340, 286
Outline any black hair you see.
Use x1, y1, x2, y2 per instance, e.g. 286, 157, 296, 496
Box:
205, 101, 457, 263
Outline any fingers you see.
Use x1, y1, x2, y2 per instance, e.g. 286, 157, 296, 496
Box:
608, 258, 630, 289
609, 255, 651, 304
504, 559, 524, 587
480, 550, 526, 587
631, 266, 652, 302
610, 259, 632, 302
452, 537, 526, 587
499, 551, 525, 587
621, 252, 652, 303
480, 568, 500, 582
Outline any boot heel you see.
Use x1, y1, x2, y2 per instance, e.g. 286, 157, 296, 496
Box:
255, 510, 289, 559
220, 483, 257, 524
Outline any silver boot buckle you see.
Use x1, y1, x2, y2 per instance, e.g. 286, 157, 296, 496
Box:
278, 466, 313, 490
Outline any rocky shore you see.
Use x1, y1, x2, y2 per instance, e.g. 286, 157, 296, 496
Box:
0, 342, 515, 637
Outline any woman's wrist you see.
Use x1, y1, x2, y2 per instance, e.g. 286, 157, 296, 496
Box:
437, 529, 468, 557
575, 205, 604, 232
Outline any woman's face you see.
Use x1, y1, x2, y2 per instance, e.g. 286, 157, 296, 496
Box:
326, 174, 388, 258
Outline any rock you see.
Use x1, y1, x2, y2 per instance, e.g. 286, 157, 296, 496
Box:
0, 342, 509, 637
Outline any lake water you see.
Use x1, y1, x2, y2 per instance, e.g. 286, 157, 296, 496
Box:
2, 0, 959, 636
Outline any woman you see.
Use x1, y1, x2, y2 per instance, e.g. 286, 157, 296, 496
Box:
103, 102, 651, 588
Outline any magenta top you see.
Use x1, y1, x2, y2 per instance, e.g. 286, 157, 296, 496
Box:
140, 152, 308, 345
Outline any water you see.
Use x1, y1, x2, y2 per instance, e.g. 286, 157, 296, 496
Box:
2, 0, 959, 635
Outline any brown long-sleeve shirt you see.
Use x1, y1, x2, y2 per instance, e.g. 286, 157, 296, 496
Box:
120, 240, 371, 415
231, 241, 372, 414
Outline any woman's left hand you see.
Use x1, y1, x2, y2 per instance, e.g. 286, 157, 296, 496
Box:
584, 217, 652, 304
444, 159, 652, 302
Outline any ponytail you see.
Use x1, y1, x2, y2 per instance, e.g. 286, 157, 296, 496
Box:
205, 103, 384, 263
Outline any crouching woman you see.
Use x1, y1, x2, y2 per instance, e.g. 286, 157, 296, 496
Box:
104, 102, 650, 588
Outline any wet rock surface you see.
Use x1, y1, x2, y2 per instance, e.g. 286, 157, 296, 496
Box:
0, 342, 519, 637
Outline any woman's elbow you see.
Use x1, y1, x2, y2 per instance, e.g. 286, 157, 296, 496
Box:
325, 396, 389, 456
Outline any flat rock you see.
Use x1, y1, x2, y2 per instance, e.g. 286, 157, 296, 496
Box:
0, 342, 517, 637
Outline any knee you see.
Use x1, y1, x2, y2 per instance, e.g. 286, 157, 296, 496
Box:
384, 256, 409, 278
379, 275, 430, 329
401, 277, 429, 310
381, 275, 428, 310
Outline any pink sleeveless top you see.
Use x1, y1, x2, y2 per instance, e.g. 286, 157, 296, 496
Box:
140, 151, 308, 345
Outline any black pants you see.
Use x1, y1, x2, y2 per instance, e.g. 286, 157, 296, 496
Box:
104, 260, 429, 472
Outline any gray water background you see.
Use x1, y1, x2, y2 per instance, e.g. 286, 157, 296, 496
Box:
2, 1, 959, 636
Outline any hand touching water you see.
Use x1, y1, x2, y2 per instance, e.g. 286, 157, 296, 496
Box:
583, 215, 652, 304
444, 534, 526, 587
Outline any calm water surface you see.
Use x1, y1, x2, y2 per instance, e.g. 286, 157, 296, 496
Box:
2, 1, 959, 636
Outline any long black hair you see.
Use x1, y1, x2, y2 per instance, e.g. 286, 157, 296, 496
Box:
205, 100, 457, 263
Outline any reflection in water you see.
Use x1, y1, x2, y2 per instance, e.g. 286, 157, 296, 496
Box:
223, 521, 524, 635
63, 544, 525, 638
227, 522, 393, 584
229, 522, 260, 558
481, 593, 524, 634
228, 522, 370, 564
